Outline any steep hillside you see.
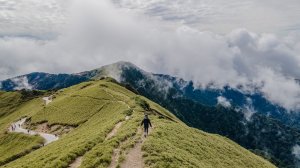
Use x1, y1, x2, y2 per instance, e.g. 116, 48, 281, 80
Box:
0, 79, 274, 168
87, 62, 300, 168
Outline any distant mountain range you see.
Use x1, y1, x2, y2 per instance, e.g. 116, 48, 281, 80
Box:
1, 61, 300, 167
0, 72, 88, 91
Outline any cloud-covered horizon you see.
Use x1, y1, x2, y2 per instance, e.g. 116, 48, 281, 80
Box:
113, 0, 300, 35
1, 0, 300, 111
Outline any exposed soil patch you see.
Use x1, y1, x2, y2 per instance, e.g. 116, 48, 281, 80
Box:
120, 141, 143, 168
108, 148, 121, 168
106, 122, 123, 140
120, 126, 153, 168
120, 128, 142, 168
9, 118, 59, 145
42, 96, 53, 105
24, 122, 75, 136
68, 156, 82, 168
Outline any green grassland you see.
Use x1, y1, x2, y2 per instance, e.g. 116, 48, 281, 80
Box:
143, 118, 273, 167
0, 133, 43, 166
0, 91, 46, 166
0, 79, 276, 168
0, 91, 22, 118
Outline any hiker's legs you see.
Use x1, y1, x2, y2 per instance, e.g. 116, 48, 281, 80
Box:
143, 126, 148, 137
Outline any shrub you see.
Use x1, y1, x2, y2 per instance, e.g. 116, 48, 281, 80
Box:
123, 109, 133, 116
135, 97, 150, 111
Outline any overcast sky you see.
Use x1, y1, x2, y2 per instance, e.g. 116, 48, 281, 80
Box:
1, 0, 300, 110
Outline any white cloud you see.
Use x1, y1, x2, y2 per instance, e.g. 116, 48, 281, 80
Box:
0, 0, 67, 39
217, 96, 231, 108
11, 76, 32, 90
0, 0, 300, 111
112, 0, 300, 35
242, 98, 257, 121
293, 145, 300, 159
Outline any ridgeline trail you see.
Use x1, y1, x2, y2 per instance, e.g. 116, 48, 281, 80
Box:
120, 125, 153, 168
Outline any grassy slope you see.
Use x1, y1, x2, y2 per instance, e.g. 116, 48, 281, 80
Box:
0, 92, 44, 166
0, 133, 43, 166
0, 91, 22, 118
0, 80, 275, 168
144, 119, 273, 168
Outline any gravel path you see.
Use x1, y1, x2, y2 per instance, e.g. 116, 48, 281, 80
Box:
9, 118, 59, 145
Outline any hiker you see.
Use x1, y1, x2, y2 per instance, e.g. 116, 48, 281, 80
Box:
141, 114, 152, 137
27, 129, 30, 134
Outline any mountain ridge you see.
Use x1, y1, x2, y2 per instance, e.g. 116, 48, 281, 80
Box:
0, 78, 275, 168
1, 61, 300, 167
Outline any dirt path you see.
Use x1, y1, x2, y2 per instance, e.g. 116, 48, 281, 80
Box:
120, 141, 143, 168
108, 147, 121, 168
68, 157, 82, 168
68, 121, 124, 168
9, 118, 59, 145
120, 126, 153, 168
106, 121, 123, 168
106, 122, 123, 140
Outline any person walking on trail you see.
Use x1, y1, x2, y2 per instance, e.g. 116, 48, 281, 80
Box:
141, 114, 152, 137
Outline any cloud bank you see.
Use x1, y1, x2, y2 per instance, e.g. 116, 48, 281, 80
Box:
0, 0, 300, 111
113, 0, 300, 35
11, 76, 33, 90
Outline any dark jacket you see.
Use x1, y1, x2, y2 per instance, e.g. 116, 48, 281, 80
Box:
141, 118, 152, 128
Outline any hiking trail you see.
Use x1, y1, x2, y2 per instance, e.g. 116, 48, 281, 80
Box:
69, 121, 124, 168
120, 126, 153, 168
9, 118, 59, 145
68, 156, 83, 168
107, 122, 124, 168
106, 122, 123, 140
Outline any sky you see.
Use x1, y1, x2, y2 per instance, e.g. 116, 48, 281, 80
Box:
1, 0, 300, 110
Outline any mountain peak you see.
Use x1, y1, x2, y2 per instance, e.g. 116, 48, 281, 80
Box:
100, 61, 141, 72
78, 61, 145, 82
